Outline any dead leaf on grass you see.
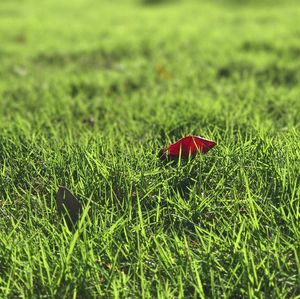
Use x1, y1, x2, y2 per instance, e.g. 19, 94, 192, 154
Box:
56, 186, 82, 229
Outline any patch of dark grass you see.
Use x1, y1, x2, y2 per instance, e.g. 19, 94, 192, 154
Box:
217, 62, 299, 87
33, 47, 133, 69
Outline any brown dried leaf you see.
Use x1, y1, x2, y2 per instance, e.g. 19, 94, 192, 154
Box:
56, 186, 82, 229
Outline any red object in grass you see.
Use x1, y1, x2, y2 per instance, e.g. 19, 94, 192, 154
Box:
162, 135, 216, 159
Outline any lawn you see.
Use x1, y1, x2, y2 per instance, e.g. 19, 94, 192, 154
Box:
0, 0, 300, 297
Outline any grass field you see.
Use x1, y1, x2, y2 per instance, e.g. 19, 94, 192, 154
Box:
0, 0, 300, 297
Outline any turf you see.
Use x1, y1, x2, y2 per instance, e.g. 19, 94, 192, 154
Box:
0, 0, 300, 298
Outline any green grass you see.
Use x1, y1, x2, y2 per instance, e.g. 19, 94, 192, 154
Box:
0, 0, 300, 297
